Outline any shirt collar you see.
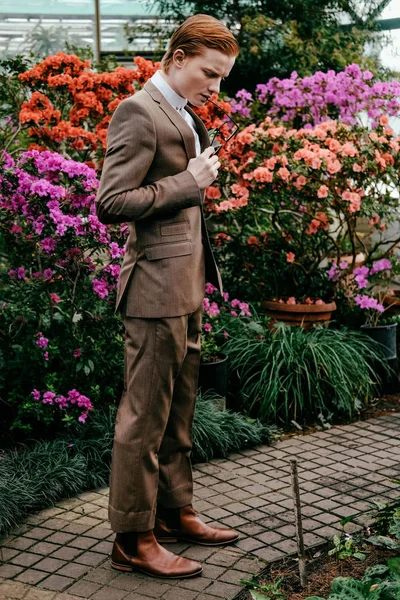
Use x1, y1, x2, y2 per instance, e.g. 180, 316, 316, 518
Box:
150, 70, 187, 111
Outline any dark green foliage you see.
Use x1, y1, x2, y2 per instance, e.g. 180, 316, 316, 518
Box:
0, 398, 278, 536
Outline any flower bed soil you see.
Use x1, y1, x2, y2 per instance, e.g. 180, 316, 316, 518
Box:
234, 542, 398, 600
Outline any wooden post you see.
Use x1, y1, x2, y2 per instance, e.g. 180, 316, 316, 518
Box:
290, 459, 308, 588
94, 0, 101, 64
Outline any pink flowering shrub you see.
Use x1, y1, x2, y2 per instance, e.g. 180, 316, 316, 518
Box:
201, 283, 252, 363
328, 257, 399, 327
208, 115, 400, 304
231, 65, 400, 127
0, 149, 127, 434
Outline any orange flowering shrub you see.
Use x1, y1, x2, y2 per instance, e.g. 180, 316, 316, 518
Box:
207, 116, 400, 302
13, 53, 231, 170
17, 53, 159, 166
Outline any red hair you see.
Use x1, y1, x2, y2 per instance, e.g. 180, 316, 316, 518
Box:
161, 14, 239, 72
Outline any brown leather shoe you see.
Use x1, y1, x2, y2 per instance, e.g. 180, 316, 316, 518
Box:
111, 530, 202, 578
154, 505, 239, 546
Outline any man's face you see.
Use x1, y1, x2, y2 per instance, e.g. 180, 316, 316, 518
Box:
170, 47, 236, 107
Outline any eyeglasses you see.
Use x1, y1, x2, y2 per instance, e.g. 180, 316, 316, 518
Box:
207, 98, 240, 154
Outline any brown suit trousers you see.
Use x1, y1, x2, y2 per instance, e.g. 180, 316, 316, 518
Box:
109, 304, 203, 532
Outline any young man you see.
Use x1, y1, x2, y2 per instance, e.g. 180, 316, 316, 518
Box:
96, 14, 239, 579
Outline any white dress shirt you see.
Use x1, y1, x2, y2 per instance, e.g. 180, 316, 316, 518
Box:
150, 70, 201, 157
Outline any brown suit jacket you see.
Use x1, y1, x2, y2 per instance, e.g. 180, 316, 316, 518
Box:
96, 80, 222, 318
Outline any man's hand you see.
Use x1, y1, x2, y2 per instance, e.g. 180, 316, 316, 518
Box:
187, 147, 221, 190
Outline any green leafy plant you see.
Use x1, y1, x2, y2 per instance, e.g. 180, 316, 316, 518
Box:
328, 532, 367, 561
305, 558, 400, 599
240, 576, 286, 600
225, 316, 387, 425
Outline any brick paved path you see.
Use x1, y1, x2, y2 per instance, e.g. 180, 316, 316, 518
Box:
1, 412, 399, 600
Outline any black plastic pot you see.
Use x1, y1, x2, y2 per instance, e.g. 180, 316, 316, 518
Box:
198, 353, 228, 403
361, 322, 397, 360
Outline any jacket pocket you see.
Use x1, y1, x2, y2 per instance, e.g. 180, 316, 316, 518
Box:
160, 221, 189, 236
144, 241, 192, 261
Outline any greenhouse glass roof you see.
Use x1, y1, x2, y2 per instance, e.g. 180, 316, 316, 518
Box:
0, 0, 158, 16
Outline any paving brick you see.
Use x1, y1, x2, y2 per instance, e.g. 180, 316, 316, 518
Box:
205, 580, 242, 597
9, 552, 42, 568
252, 546, 286, 562
24, 527, 53, 541
0, 563, 24, 578
57, 563, 91, 579
313, 499, 342, 511
218, 568, 249, 585
313, 525, 342, 538
33, 557, 67, 573
28, 541, 61, 556
14, 568, 49, 585
67, 537, 97, 551
65, 580, 103, 597
212, 495, 237, 509
176, 575, 213, 591
256, 531, 285, 546
237, 524, 265, 536
272, 539, 298, 554
74, 551, 106, 567
0, 547, 19, 562
90, 587, 128, 600
24, 588, 57, 600
37, 574, 74, 592
162, 588, 198, 600
331, 505, 363, 518
40, 519, 68, 531
240, 509, 267, 522
220, 515, 248, 528
203, 507, 232, 520
82, 567, 118, 585
108, 572, 144, 591
224, 502, 249, 514
4, 537, 36, 551
182, 546, 216, 561
45, 532, 77, 545
50, 546, 83, 561
206, 549, 241, 568
235, 537, 265, 552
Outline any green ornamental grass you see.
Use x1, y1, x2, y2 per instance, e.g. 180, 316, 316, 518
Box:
225, 319, 388, 425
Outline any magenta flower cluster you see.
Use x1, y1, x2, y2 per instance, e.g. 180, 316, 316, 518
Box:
203, 283, 252, 334
31, 388, 93, 422
1, 150, 127, 301
328, 258, 392, 316
1, 149, 128, 425
231, 64, 400, 125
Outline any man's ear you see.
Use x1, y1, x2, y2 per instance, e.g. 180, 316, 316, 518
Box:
173, 49, 186, 67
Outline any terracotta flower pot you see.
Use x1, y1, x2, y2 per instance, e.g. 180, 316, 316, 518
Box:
261, 300, 337, 329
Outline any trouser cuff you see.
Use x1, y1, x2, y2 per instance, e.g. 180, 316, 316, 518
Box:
109, 506, 156, 533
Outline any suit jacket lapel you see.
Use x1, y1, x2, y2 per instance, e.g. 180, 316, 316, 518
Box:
185, 106, 210, 153
144, 80, 196, 160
